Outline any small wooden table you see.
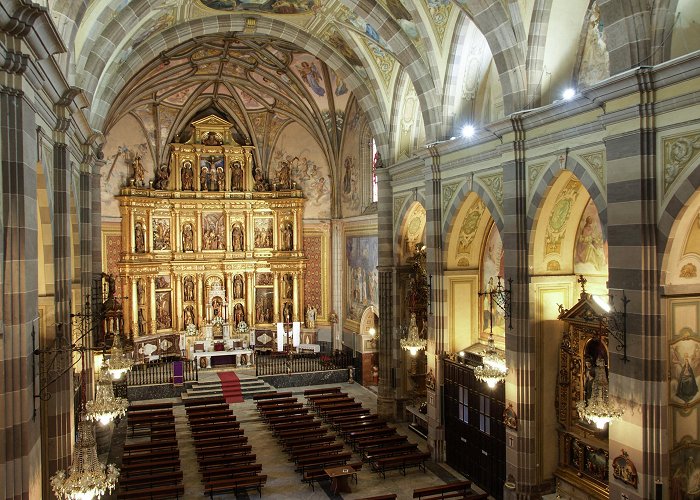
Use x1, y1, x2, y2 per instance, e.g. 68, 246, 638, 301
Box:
324, 465, 354, 494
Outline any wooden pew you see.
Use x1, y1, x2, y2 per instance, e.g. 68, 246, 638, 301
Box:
200, 463, 262, 481
194, 435, 248, 449
338, 421, 389, 438
195, 444, 253, 459
348, 427, 397, 448
283, 434, 336, 451
256, 397, 298, 408
128, 401, 174, 412
258, 402, 304, 414
123, 439, 177, 454
118, 470, 183, 491
121, 448, 180, 464
289, 442, 345, 460
261, 407, 309, 421
363, 443, 420, 462
295, 452, 352, 475
252, 391, 293, 401
412, 480, 473, 500
117, 482, 184, 499
331, 413, 379, 428
191, 428, 244, 441
121, 458, 180, 476
277, 427, 328, 442
271, 419, 323, 435
185, 403, 229, 415
355, 495, 398, 500
189, 421, 241, 433
371, 451, 431, 479
354, 434, 408, 452
198, 453, 257, 469
318, 402, 363, 416
183, 395, 226, 407
266, 412, 314, 427
204, 474, 267, 499
303, 387, 341, 397
324, 407, 370, 420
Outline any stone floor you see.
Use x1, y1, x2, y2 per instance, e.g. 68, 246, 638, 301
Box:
112, 367, 486, 499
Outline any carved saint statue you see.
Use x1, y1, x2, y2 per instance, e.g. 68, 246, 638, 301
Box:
282, 302, 293, 323
181, 162, 194, 190
183, 276, 195, 302
281, 222, 293, 251
234, 303, 245, 325
132, 155, 145, 187
184, 305, 195, 327
231, 223, 244, 252
134, 222, 146, 253
202, 131, 222, 145
283, 274, 293, 299
306, 305, 317, 329
154, 163, 169, 190
216, 166, 225, 191
231, 161, 244, 191
233, 274, 244, 299
200, 166, 209, 191
182, 223, 194, 252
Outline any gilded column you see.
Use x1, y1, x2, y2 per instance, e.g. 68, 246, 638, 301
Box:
196, 274, 204, 324
196, 210, 202, 250
174, 274, 182, 331
149, 276, 157, 334
274, 272, 281, 323
292, 273, 300, 321
131, 278, 139, 335
225, 212, 232, 251
129, 209, 135, 252
174, 210, 181, 252
225, 272, 233, 323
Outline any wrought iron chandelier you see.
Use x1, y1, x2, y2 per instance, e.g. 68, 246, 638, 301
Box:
85, 365, 128, 426
475, 276, 512, 388
576, 357, 623, 429
51, 414, 120, 500
400, 313, 427, 356
106, 331, 133, 380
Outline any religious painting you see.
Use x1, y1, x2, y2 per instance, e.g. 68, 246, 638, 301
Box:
340, 154, 361, 216
152, 217, 171, 250
183, 276, 195, 302
202, 213, 225, 250
254, 218, 274, 248
156, 291, 172, 330
200, 156, 225, 191
583, 446, 609, 481
271, 124, 331, 218
231, 222, 245, 252
199, 0, 318, 14
324, 28, 364, 68
671, 334, 700, 407
481, 223, 504, 334
345, 235, 378, 322
671, 443, 700, 499
612, 450, 638, 489
255, 288, 274, 324
257, 272, 273, 286
573, 199, 608, 275
155, 275, 171, 290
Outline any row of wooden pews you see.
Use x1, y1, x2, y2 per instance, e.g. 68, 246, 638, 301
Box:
118, 401, 184, 499
185, 396, 267, 498
255, 388, 361, 493
308, 387, 431, 479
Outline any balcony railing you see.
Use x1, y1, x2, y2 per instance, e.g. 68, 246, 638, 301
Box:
127, 359, 198, 386
255, 351, 354, 376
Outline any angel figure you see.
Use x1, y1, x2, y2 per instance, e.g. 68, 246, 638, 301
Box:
297, 61, 325, 97
672, 344, 700, 403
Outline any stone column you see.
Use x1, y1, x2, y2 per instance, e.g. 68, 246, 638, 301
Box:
0, 85, 41, 499
604, 69, 664, 500
503, 116, 537, 498
376, 163, 397, 420
423, 145, 447, 461
331, 220, 343, 351
79, 165, 93, 301
91, 159, 105, 276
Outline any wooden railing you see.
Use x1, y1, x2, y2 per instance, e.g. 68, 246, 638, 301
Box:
127, 359, 198, 386
255, 351, 354, 376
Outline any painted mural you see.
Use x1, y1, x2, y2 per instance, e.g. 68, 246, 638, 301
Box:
671, 334, 700, 407
345, 235, 378, 322
671, 443, 700, 499
271, 123, 331, 219
573, 199, 608, 275
481, 223, 505, 335
101, 114, 153, 219
199, 0, 318, 13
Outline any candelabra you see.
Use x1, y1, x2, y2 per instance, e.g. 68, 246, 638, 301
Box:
475, 276, 512, 388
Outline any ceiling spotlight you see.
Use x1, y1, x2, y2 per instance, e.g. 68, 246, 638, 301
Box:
462, 125, 475, 138
562, 88, 576, 101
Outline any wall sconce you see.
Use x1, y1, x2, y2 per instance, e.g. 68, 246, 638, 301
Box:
580, 275, 629, 363
475, 276, 512, 388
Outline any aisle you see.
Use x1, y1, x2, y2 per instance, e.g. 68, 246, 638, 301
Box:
218, 371, 243, 403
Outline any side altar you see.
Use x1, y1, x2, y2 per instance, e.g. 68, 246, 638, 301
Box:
117, 114, 308, 364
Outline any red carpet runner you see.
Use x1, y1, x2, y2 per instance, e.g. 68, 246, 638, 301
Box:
218, 371, 243, 403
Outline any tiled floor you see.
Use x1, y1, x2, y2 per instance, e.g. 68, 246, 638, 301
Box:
114, 368, 482, 499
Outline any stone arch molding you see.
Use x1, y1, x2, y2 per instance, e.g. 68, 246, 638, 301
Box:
442, 177, 504, 237
527, 155, 607, 235
661, 186, 700, 288
658, 151, 700, 257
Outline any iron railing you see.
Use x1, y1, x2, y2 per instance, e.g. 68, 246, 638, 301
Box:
255, 351, 354, 376
127, 359, 198, 386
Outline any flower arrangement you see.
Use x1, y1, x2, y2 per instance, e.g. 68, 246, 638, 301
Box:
212, 316, 224, 327
237, 321, 249, 334
185, 323, 198, 337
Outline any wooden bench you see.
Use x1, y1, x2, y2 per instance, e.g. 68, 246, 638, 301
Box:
309, 394, 352, 405
195, 444, 253, 458
283, 434, 336, 451
183, 396, 226, 407
302, 468, 329, 491
200, 463, 262, 481
252, 391, 293, 401
123, 439, 177, 454
118, 470, 183, 489
339, 421, 389, 438
191, 428, 244, 441
277, 427, 327, 442
324, 407, 370, 420
354, 434, 408, 451
261, 407, 309, 421
122, 448, 180, 464
289, 442, 345, 460
364, 443, 420, 462
355, 495, 398, 500
186, 404, 230, 416
256, 397, 298, 408
117, 482, 184, 499
348, 427, 397, 448
187, 407, 233, 418
318, 403, 363, 416
204, 474, 267, 498
128, 401, 174, 412
412, 480, 474, 499
127, 408, 173, 420
371, 452, 431, 479
272, 419, 323, 434
121, 458, 180, 476
194, 436, 248, 449
259, 402, 304, 414
190, 421, 240, 433
295, 451, 352, 474
129, 422, 175, 437
198, 453, 256, 469
331, 413, 379, 427
267, 413, 314, 427
303, 387, 341, 396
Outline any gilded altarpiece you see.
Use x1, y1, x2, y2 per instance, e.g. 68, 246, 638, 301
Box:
117, 115, 307, 344
556, 289, 612, 500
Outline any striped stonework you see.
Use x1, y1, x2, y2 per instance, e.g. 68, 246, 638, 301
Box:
0, 86, 42, 499
91, 160, 104, 276
502, 117, 539, 495
79, 169, 92, 300
605, 78, 666, 499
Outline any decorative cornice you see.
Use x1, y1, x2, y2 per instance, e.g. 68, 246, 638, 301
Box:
0, 47, 29, 75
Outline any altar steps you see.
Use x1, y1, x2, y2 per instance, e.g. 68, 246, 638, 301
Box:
182, 376, 274, 401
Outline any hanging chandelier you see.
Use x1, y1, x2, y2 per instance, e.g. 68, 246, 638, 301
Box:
474, 333, 508, 388
50, 414, 120, 500
400, 313, 427, 356
85, 365, 129, 426
106, 331, 133, 380
576, 357, 623, 429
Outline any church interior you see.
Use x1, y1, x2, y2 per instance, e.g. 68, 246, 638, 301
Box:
2, 0, 700, 499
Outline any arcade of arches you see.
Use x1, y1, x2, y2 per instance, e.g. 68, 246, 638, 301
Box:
2, 1, 700, 499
